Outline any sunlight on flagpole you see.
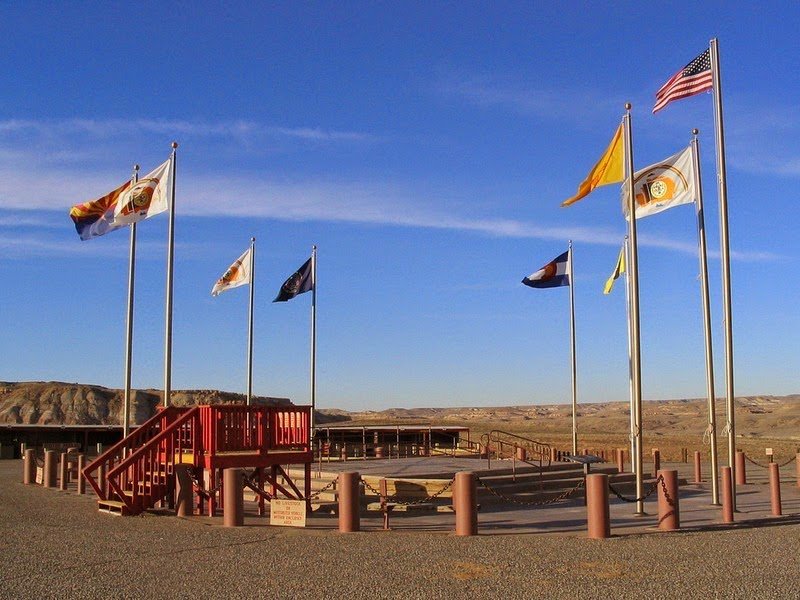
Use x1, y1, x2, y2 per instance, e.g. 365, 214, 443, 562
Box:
567, 241, 578, 456
692, 130, 721, 505
623, 105, 645, 515
246, 237, 255, 406
122, 164, 139, 438
623, 236, 636, 477
710, 37, 737, 510
163, 142, 178, 408
310, 245, 317, 431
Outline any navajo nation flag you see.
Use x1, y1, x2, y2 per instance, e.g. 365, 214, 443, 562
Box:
211, 247, 252, 297
653, 49, 712, 113
522, 251, 570, 289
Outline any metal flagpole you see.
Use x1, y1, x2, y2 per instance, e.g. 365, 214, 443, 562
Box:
163, 142, 178, 408
567, 241, 578, 456
122, 164, 139, 438
692, 130, 721, 505
310, 245, 317, 431
623, 236, 636, 475
246, 237, 255, 406
709, 38, 737, 509
623, 104, 645, 515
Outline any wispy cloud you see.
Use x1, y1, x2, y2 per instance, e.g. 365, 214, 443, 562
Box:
436, 71, 621, 123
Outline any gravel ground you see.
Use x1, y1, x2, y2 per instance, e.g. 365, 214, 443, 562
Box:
2, 461, 799, 599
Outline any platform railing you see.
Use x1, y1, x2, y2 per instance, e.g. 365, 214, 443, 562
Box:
270, 407, 310, 449
82, 407, 190, 500
106, 407, 201, 514
481, 430, 551, 471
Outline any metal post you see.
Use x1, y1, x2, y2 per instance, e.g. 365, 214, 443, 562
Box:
123, 164, 139, 438
568, 241, 578, 456
652, 448, 661, 478
163, 143, 178, 408
691, 132, 720, 505
246, 237, 255, 405
310, 245, 317, 429
710, 38, 737, 510
623, 107, 645, 515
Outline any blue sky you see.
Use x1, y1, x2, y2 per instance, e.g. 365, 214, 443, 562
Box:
0, 2, 797, 411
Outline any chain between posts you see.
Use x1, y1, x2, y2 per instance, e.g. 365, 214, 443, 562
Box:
476, 476, 585, 506
743, 454, 797, 469
608, 475, 662, 504
188, 467, 223, 498
307, 477, 338, 500
361, 476, 456, 506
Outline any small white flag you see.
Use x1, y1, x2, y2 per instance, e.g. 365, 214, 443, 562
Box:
211, 248, 252, 297
112, 157, 172, 226
622, 146, 696, 219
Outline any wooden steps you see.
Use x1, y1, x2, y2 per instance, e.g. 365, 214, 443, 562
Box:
97, 499, 130, 516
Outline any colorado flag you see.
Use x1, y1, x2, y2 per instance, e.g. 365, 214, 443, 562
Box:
522, 251, 570, 289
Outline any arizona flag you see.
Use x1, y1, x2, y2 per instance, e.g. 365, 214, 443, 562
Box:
69, 157, 172, 240
211, 248, 252, 296
622, 146, 696, 219
274, 257, 313, 302
69, 179, 132, 240
522, 251, 570, 289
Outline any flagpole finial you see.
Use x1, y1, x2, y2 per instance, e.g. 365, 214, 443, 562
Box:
171, 141, 178, 149
251, 236, 255, 243
625, 102, 632, 111
133, 164, 140, 172
692, 128, 699, 136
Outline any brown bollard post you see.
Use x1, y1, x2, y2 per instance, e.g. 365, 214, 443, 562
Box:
454, 471, 478, 536
223, 468, 244, 527
693, 450, 702, 483
735, 450, 746, 485
338, 471, 360, 533
23, 449, 36, 485
374, 445, 384, 459
586, 473, 610, 539
657, 469, 680, 531
76, 454, 86, 495
175, 465, 194, 518
652, 449, 661, 478
616, 448, 625, 474
340, 445, 347, 462
721, 466, 734, 523
59, 453, 69, 491
796, 453, 800, 488
769, 463, 782, 517
43, 450, 57, 488
550, 447, 557, 462
515, 447, 527, 461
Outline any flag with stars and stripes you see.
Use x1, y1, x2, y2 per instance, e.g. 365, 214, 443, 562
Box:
653, 49, 712, 113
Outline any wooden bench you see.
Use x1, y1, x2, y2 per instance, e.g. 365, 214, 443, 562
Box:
361, 476, 454, 529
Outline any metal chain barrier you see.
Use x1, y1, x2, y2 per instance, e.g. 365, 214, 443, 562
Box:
307, 477, 338, 501
608, 476, 661, 504
476, 476, 585, 507
188, 467, 223, 499
744, 454, 797, 469
361, 476, 456, 506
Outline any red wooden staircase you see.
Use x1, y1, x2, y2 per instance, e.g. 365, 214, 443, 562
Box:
83, 405, 312, 516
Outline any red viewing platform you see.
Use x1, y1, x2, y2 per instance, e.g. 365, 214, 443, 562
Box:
83, 404, 312, 516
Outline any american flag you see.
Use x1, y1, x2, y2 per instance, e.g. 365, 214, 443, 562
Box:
652, 49, 712, 113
